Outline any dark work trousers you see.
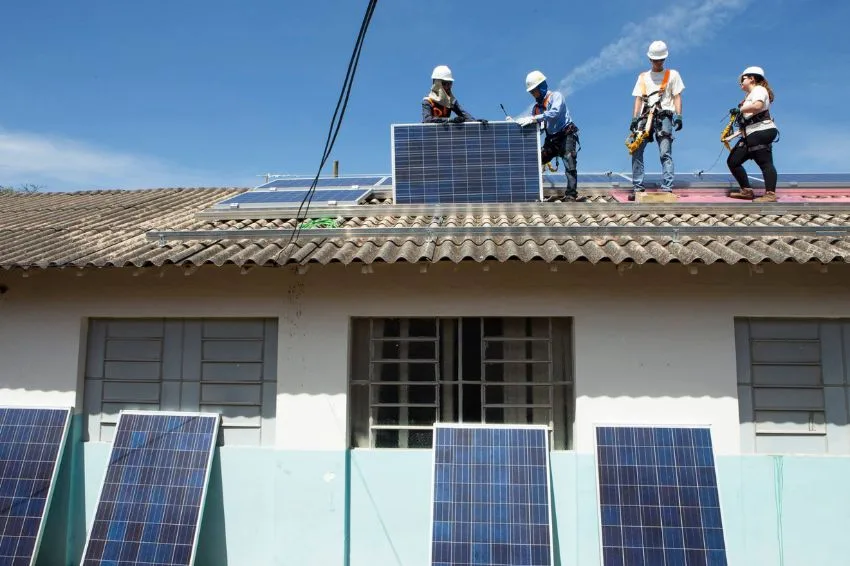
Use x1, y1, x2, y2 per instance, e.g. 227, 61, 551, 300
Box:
541, 128, 579, 198
727, 127, 778, 191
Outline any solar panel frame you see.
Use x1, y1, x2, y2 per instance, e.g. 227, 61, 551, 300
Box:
775, 173, 850, 187
593, 424, 729, 566
543, 173, 629, 188
214, 188, 372, 209
428, 423, 555, 566
81, 410, 220, 566
256, 176, 387, 189
0, 406, 72, 566
391, 121, 544, 204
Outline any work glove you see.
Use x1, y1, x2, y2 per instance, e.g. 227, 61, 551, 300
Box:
629, 117, 640, 131
516, 116, 537, 127
672, 113, 683, 131
505, 115, 514, 122
729, 107, 740, 117
476, 118, 489, 125
449, 116, 466, 124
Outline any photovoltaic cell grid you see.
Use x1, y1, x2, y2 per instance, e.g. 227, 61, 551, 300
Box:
257, 176, 387, 189
430, 425, 553, 566
82, 411, 220, 566
595, 426, 728, 566
393, 122, 542, 204
215, 188, 371, 208
0, 407, 71, 566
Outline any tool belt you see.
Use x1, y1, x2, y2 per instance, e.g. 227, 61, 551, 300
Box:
547, 122, 579, 139
546, 122, 580, 150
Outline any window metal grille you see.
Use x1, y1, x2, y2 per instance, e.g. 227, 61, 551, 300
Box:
349, 317, 573, 449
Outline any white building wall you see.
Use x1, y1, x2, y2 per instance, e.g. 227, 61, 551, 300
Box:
1, 262, 849, 455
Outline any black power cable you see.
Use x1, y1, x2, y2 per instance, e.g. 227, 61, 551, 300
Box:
281, 0, 379, 254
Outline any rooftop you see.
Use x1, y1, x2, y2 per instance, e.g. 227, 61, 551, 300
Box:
2, 184, 850, 271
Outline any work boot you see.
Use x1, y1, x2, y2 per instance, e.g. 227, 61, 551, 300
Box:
729, 188, 755, 199
563, 194, 588, 203
753, 191, 777, 203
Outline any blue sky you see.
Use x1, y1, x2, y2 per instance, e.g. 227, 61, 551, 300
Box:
0, 0, 847, 191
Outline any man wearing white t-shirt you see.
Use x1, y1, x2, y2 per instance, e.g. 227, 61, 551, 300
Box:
628, 40, 685, 197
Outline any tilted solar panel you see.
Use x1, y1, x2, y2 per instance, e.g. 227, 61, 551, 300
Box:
0, 407, 72, 566
393, 121, 542, 204
542, 173, 628, 188
430, 424, 553, 566
258, 176, 386, 189
595, 426, 728, 566
215, 188, 371, 208
82, 411, 220, 566
776, 173, 850, 186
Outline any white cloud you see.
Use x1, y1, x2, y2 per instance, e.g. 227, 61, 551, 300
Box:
522, 0, 750, 116
0, 127, 222, 190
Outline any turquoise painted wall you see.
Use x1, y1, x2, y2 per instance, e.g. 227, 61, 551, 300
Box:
37, 431, 850, 565
347, 453, 850, 566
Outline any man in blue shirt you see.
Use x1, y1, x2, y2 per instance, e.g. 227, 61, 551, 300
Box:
516, 70, 585, 202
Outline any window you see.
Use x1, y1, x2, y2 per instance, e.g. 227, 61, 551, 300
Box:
735, 318, 850, 454
84, 318, 277, 446
349, 317, 574, 449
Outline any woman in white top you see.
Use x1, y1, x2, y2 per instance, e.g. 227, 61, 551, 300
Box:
728, 66, 779, 202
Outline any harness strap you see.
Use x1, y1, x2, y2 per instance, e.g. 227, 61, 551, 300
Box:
426, 98, 449, 118
532, 92, 551, 117
639, 69, 671, 100
741, 109, 772, 126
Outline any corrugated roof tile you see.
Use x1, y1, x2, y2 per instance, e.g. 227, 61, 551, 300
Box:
2, 187, 850, 269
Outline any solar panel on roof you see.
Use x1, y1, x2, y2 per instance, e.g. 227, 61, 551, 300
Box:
257, 176, 386, 189
776, 173, 850, 186
393, 121, 542, 204
0, 407, 71, 566
215, 188, 371, 209
595, 426, 728, 566
542, 173, 627, 188
430, 424, 553, 566
81, 411, 219, 566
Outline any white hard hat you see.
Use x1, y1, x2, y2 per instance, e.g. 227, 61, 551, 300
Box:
431, 65, 453, 82
525, 70, 546, 92
741, 66, 765, 80
647, 40, 669, 60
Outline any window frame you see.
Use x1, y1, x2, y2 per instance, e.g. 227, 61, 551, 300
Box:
348, 316, 574, 450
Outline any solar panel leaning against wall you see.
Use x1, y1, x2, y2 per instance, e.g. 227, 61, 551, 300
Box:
595, 426, 728, 566
81, 411, 220, 566
430, 424, 554, 566
0, 407, 72, 566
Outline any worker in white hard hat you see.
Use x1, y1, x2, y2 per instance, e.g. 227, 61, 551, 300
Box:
727, 66, 779, 202
514, 70, 585, 202
422, 65, 484, 124
628, 40, 685, 199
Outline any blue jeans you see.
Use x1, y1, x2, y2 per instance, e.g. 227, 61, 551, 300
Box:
632, 115, 674, 192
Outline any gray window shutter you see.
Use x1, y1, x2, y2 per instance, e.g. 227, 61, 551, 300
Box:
85, 318, 277, 446
737, 319, 850, 454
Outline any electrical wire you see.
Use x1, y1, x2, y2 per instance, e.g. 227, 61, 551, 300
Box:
281, 0, 378, 256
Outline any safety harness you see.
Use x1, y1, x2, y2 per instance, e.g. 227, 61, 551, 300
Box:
533, 92, 580, 172
426, 98, 450, 118
626, 70, 671, 154
721, 105, 775, 153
